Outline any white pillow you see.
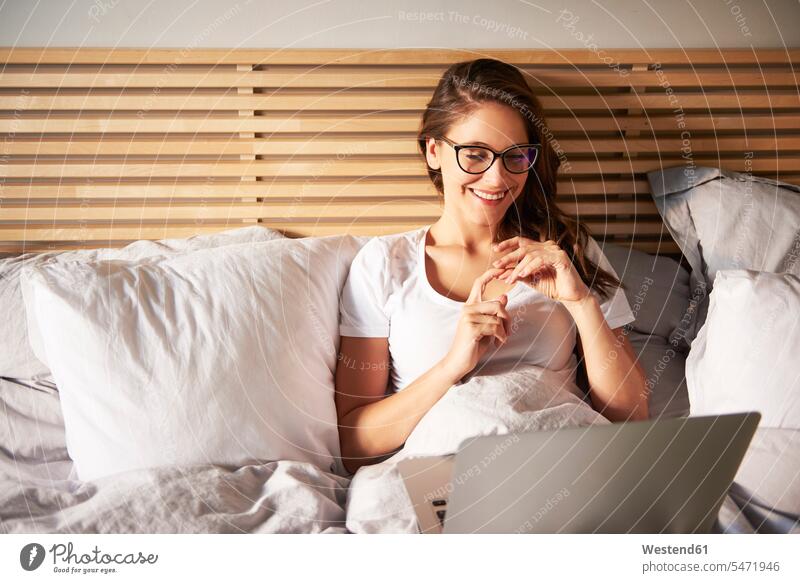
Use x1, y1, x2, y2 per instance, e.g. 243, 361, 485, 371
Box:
20, 234, 366, 481
686, 270, 800, 429
2, 226, 285, 380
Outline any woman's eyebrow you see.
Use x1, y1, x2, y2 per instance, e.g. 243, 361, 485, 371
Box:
467, 140, 529, 149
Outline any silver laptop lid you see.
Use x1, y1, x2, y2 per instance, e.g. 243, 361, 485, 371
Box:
441, 412, 760, 534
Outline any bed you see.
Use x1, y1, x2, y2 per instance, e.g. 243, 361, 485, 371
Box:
1, 47, 798, 534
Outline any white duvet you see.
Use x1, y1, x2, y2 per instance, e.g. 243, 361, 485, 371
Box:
345, 362, 800, 534
346, 362, 610, 533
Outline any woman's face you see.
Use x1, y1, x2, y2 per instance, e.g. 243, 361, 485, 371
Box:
425, 101, 531, 230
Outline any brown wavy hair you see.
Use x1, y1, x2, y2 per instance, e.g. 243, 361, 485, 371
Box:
417, 58, 623, 300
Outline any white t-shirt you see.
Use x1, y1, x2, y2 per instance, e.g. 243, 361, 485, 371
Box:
339, 225, 635, 394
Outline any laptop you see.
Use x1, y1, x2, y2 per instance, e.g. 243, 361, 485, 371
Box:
398, 412, 760, 534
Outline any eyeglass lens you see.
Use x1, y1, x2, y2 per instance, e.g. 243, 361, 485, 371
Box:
457, 145, 538, 174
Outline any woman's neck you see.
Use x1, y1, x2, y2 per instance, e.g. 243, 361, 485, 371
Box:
428, 219, 499, 256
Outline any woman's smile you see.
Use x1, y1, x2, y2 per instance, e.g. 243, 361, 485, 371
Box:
468, 187, 511, 206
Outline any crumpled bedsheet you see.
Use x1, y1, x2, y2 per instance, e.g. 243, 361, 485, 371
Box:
0, 458, 350, 534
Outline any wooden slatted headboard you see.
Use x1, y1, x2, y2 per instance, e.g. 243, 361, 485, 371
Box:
1, 48, 798, 255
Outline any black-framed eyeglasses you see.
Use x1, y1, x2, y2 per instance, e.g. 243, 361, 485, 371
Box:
436, 135, 540, 175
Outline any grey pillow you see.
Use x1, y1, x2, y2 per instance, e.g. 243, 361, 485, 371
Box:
596, 241, 691, 418
0, 226, 285, 380
647, 166, 800, 348
629, 332, 690, 418
599, 241, 691, 343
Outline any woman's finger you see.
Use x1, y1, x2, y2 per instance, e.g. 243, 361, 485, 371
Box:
513, 250, 559, 283
494, 235, 545, 252
493, 240, 552, 268
473, 322, 506, 345
466, 268, 507, 305
492, 237, 519, 252
520, 254, 549, 279
505, 253, 536, 283
492, 246, 525, 268
469, 314, 502, 326
485, 301, 510, 342
470, 295, 509, 316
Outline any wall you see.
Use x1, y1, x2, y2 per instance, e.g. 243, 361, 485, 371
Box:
1, 0, 798, 49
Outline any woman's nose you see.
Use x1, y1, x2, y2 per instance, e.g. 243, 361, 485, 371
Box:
481, 160, 511, 188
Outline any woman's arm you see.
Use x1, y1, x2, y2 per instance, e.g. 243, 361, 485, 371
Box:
563, 294, 649, 422
492, 236, 649, 423
335, 336, 461, 475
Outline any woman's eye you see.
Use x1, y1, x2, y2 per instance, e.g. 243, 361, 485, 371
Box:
465, 151, 489, 161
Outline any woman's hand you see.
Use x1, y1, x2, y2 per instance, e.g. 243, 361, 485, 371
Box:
491, 236, 590, 306
441, 268, 511, 382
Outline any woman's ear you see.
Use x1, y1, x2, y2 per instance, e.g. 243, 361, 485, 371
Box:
425, 137, 441, 171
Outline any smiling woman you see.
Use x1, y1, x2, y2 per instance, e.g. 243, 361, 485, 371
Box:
334, 58, 648, 475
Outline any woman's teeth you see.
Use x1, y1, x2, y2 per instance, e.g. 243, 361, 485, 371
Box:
471, 188, 508, 201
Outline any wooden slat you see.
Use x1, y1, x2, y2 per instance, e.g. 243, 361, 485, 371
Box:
0, 137, 412, 157
556, 136, 800, 154
0, 199, 657, 221
0, 138, 258, 156
0, 179, 648, 199
0, 159, 427, 178
3, 113, 798, 134
0, 200, 438, 221
0, 180, 440, 199
1, 68, 798, 89
4, 91, 798, 111
4, 156, 798, 179
0, 223, 427, 241
559, 157, 800, 174
3, 135, 798, 157
0, 115, 426, 133
3, 177, 796, 203
1, 48, 797, 65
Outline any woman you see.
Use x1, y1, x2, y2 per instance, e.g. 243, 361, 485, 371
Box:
335, 58, 648, 475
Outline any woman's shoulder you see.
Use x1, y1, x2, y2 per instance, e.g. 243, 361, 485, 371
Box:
347, 227, 425, 297
356, 226, 426, 267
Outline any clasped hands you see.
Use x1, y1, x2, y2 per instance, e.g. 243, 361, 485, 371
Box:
490, 236, 591, 305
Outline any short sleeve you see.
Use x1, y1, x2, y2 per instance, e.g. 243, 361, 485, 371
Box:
584, 237, 636, 330
339, 238, 391, 337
